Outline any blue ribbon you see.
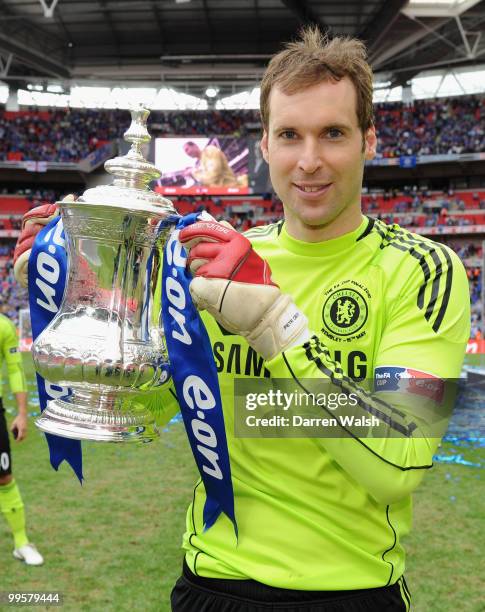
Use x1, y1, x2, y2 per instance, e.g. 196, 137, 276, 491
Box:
161, 213, 237, 536
28, 216, 83, 482
28, 212, 237, 535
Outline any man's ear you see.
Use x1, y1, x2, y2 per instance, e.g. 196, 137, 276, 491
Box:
364, 125, 377, 160
260, 131, 269, 163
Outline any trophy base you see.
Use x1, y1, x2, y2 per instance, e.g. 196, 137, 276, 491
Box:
35, 391, 159, 443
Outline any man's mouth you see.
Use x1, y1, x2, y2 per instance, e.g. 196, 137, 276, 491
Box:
293, 183, 332, 194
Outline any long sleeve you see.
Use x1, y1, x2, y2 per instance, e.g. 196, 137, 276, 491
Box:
266, 247, 470, 504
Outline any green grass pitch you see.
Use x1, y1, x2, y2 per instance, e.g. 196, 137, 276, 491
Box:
0, 354, 483, 611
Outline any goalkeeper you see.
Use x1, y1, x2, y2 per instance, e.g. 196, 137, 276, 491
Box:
14, 27, 469, 611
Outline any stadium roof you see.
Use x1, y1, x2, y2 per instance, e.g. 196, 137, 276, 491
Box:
1, 0, 485, 101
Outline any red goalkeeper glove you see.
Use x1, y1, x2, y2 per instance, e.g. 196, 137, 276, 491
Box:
178, 221, 310, 360
13, 199, 71, 287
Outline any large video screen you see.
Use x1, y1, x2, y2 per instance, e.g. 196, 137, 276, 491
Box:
154, 137, 249, 195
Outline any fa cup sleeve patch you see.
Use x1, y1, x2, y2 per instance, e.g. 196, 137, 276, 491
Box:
374, 366, 445, 403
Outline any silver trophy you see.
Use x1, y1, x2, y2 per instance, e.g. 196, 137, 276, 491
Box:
33, 106, 177, 443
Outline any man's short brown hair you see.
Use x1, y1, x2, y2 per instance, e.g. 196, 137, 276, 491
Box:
260, 26, 374, 134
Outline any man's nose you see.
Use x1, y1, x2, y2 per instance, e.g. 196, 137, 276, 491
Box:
297, 140, 323, 174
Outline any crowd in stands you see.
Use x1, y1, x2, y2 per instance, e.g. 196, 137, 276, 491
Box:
0, 244, 13, 256
364, 186, 485, 211
5, 184, 483, 233
0, 245, 27, 326
0, 90, 483, 347
363, 187, 485, 229
376, 211, 481, 229
0, 232, 483, 337
0, 186, 75, 210
468, 266, 482, 339
0, 110, 123, 162
375, 96, 484, 157
0, 95, 483, 163
0, 217, 22, 230
0, 108, 259, 163
0, 231, 482, 337
173, 188, 485, 233
450, 242, 483, 261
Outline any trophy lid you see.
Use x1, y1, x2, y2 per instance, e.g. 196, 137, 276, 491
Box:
76, 105, 177, 214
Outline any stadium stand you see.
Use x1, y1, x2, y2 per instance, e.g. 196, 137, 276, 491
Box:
0, 248, 26, 327
0, 109, 259, 162
0, 95, 483, 344
375, 96, 485, 157
0, 97, 483, 162
1, 185, 483, 337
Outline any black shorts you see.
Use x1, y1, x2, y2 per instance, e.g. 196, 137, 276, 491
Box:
0, 400, 12, 477
171, 560, 411, 612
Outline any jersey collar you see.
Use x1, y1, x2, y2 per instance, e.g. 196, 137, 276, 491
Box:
278, 216, 369, 257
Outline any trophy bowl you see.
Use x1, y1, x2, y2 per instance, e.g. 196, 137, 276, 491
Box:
33, 106, 178, 442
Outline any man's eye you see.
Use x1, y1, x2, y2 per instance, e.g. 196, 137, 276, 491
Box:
327, 128, 343, 138
280, 130, 297, 139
